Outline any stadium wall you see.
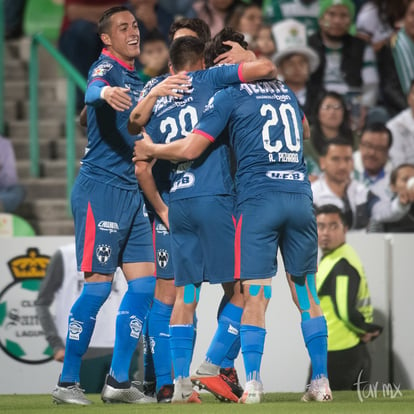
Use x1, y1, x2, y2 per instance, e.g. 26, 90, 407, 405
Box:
0, 234, 412, 394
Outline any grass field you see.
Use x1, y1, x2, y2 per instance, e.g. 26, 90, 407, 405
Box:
0, 390, 413, 414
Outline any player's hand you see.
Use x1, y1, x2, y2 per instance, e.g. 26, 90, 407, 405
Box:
360, 330, 381, 343
133, 131, 154, 162
149, 72, 191, 99
54, 348, 65, 362
158, 208, 169, 231
214, 41, 257, 64
102, 86, 132, 111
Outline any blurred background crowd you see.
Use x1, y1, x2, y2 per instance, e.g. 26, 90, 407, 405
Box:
2, 0, 414, 233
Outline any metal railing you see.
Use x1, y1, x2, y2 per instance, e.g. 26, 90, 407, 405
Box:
29, 33, 86, 210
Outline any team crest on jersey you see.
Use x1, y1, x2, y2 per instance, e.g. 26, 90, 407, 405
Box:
157, 249, 169, 268
96, 244, 111, 264
92, 62, 113, 77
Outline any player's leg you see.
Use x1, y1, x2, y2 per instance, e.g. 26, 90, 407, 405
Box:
53, 177, 117, 405
101, 192, 156, 403
168, 199, 202, 403
281, 192, 331, 402
147, 216, 175, 402
235, 194, 279, 404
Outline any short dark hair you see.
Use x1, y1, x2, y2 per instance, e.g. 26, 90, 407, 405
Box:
169, 36, 205, 72
169, 17, 211, 44
360, 122, 393, 149
315, 204, 347, 226
204, 27, 248, 68
98, 6, 133, 35
320, 137, 353, 156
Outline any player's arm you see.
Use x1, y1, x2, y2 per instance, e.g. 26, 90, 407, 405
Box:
128, 73, 191, 135
240, 58, 278, 82
133, 130, 211, 164
303, 115, 310, 140
79, 106, 87, 127
85, 79, 132, 111
135, 159, 169, 229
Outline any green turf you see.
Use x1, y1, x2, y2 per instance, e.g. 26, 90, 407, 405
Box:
0, 391, 413, 414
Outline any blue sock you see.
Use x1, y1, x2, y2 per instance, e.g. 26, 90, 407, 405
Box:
169, 324, 194, 379
142, 321, 156, 384
60, 282, 111, 383
205, 303, 242, 366
221, 335, 241, 369
148, 299, 173, 390
109, 276, 155, 383
301, 315, 328, 379
240, 325, 266, 382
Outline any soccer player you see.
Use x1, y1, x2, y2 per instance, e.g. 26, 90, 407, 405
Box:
130, 18, 210, 404
133, 28, 332, 404
51, 6, 156, 405
130, 22, 257, 403
131, 32, 277, 403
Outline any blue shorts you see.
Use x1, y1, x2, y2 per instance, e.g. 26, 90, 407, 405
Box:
71, 174, 154, 274
169, 195, 235, 287
235, 191, 317, 279
153, 215, 174, 280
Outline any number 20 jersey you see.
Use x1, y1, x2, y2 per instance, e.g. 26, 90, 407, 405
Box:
143, 64, 244, 201
194, 80, 313, 203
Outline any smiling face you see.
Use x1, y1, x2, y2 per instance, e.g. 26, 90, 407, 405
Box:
100, 10, 140, 65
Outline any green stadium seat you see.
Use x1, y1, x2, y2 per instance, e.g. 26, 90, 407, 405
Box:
23, 0, 64, 41
0, 213, 36, 236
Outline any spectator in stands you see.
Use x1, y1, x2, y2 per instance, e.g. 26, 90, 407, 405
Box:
272, 19, 320, 119
4, 0, 27, 40
0, 135, 25, 213
158, 0, 196, 18
191, 0, 238, 37
225, 2, 263, 45
311, 138, 409, 230
374, 163, 414, 232
35, 243, 140, 394
390, 0, 414, 97
387, 80, 414, 169
314, 204, 382, 390
356, 0, 407, 118
353, 122, 393, 201
137, 30, 169, 83
308, 0, 380, 132
253, 24, 276, 59
128, 0, 174, 44
262, 0, 320, 37
58, 0, 125, 111
304, 91, 354, 180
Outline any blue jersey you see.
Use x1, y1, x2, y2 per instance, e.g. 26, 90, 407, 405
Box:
81, 49, 144, 189
144, 64, 245, 201
194, 80, 312, 203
